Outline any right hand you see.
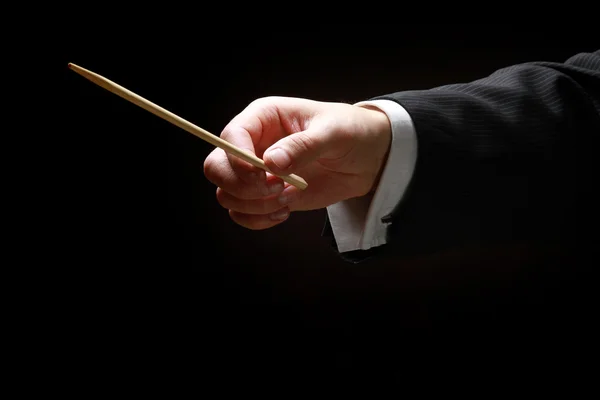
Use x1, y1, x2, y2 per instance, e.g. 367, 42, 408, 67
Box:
203, 96, 392, 230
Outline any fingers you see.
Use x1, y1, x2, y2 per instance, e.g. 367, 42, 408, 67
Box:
204, 96, 318, 230
220, 123, 263, 185
216, 185, 299, 215
218, 184, 300, 229
228, 208, 290, 230
204, 148, 285, 200
219, 100, 277, 184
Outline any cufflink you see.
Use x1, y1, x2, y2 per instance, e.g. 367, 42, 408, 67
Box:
381, 214, 393, 224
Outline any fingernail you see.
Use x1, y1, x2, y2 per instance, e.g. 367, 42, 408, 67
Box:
269, 149, 291, 170
277, 187, 297, 205
269, 182, 284, 194
261, 185, 271, 197
261, 182, 283, 196
261, 182, 283, 197
270, 208, 289, 221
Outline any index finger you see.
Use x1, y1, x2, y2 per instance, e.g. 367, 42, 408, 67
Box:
220, 112, 266, 184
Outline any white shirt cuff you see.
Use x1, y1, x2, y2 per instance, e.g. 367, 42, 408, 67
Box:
326, 99, 417, 253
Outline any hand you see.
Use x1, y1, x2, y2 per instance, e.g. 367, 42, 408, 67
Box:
203, 96, 392, 229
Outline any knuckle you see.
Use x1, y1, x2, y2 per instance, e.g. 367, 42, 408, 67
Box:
247, 97, 280, 123
203, 152, 214, 171
248, 96, 277, 109
203, 150, 230, 187
248, 97, 267, 108
215, 188, 230, 208
203, 154, 218, 182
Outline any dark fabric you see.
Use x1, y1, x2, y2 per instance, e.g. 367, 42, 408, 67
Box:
325, 50, 600, 263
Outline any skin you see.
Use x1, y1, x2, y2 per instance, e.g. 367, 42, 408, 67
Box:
203, 96, 392, 230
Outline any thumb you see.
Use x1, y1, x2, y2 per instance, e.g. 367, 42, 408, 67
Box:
263, 130, 326, 175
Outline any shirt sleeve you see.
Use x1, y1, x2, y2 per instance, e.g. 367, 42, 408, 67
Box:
325, 99, 418, 253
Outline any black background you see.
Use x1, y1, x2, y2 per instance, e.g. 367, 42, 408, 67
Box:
57, 25, 597, 374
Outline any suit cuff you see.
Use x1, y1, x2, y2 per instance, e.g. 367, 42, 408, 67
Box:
325, 100, 417, 253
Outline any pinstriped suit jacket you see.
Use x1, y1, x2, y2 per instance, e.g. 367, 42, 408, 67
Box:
328, 50, 600, 263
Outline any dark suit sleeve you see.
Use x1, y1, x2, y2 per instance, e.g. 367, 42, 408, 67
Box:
327, 50, 600, 261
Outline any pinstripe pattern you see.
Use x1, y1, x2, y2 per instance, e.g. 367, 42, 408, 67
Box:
368, 50, 600, 259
